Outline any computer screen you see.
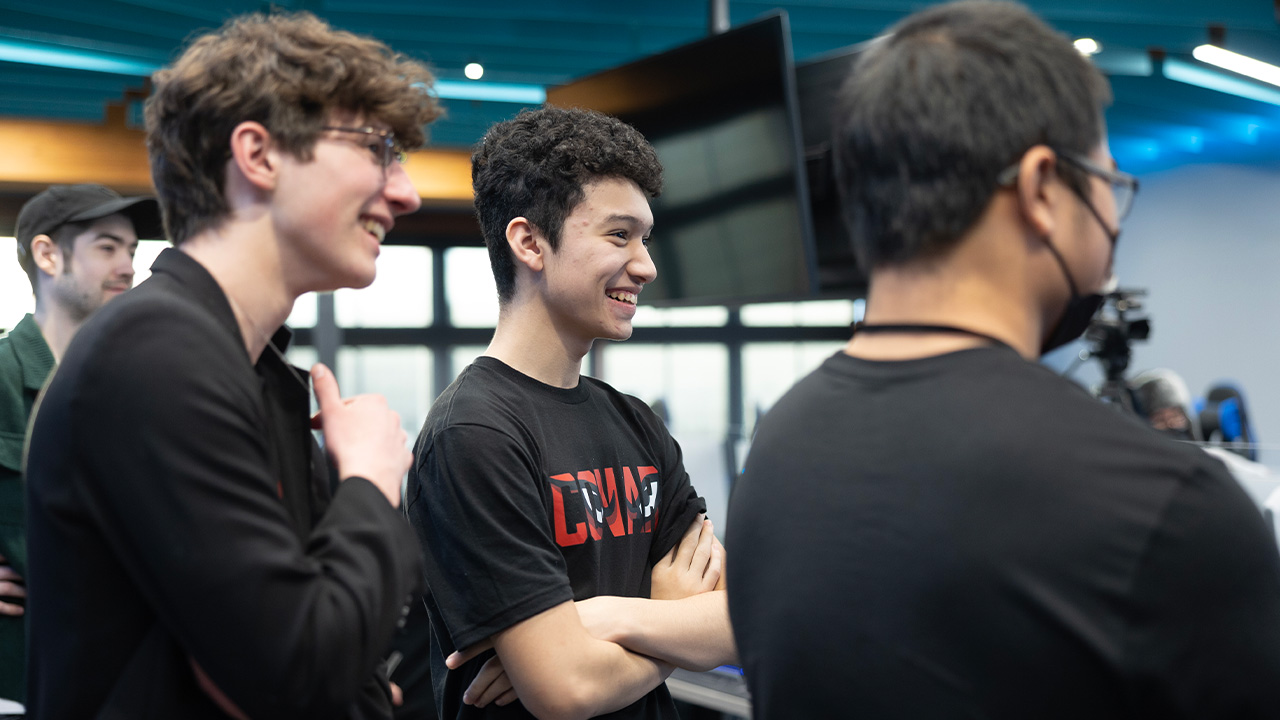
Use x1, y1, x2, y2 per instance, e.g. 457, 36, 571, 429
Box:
547, 12, 817, 306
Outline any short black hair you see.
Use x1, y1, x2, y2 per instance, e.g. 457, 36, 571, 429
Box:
833, 0, 1111, 270
471, 107, 663, 303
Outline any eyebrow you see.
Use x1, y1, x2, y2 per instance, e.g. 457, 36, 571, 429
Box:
93, 233, 138, 246
602, 214, 653, 233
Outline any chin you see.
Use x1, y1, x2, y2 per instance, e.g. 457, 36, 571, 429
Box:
340, 260, 379, 290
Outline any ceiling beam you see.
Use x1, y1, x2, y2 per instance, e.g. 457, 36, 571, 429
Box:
0, 116, 475, 204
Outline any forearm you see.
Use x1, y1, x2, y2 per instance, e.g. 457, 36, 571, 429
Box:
584, 591, 738, 671
561, 639, 674, 720
490, 601, 673, 720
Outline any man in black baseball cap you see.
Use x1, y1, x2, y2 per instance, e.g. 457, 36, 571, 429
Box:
0, 182, 160, 709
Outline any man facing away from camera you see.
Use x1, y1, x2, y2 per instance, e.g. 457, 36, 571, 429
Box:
24, 12, 440, 719
407, 107, 736, 720
728, 1, 1280, 718
0, 183, 159, 710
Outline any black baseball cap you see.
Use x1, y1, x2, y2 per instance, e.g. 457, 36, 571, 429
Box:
15, 184, 163, 271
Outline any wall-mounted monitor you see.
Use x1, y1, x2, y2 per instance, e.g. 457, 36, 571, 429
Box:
794, 44, 870, 297
547, 12, 818, 307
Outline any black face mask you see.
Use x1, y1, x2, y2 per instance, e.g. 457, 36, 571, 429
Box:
1039, 190, 1120, 356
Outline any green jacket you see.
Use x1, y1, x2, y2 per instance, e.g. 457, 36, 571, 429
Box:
0, 313, 54, 703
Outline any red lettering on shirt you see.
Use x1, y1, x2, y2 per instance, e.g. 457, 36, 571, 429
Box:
549, 464, 659, 547
549, 473, 588, 546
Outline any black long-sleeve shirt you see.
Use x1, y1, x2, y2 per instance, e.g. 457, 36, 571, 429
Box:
25, 248, 422, 719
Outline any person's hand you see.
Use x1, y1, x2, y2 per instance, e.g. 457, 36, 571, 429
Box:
446, 638, 493, 670
0, 553, 25, 617
311, 363, 411, 508
650, 515, 721, 600
390, 682, 403, 707
461, 653, 519, 708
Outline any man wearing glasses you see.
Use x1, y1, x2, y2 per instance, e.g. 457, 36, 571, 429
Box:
728, 1, 1280, 718
24, 12, 439, 719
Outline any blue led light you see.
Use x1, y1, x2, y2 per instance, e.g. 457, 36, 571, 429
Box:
1164, 58, 1280, 106
0, 39, 547, 105
0, 39, 157, 76
434, 80, 545, 104
1177, 132, 1203, 153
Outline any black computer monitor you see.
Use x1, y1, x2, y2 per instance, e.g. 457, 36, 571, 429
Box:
547, 12, 818, 307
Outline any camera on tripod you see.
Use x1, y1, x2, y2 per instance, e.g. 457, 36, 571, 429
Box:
1086, 288, 1151, 411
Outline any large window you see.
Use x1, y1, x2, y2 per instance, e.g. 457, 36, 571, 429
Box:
1, 233, 858, 525
336, 346, 434, 440
445, 247, 499, 328
336, 246, 432, 327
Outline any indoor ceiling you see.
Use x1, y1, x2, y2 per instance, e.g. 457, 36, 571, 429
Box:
1, 0, 1279, 173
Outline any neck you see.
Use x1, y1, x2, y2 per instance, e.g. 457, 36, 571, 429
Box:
179, 219, 295, 363
849, 220, 1045, 361
484, 300, 588, 389
32, 301, 82, 363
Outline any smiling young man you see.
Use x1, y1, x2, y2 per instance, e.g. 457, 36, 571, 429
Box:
23, 13, 439, 719
0, 183, 160, 709
406, 107, 736, 720
727, 2, 1280, 718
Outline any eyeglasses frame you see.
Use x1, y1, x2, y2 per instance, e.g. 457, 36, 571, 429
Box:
319, 125, 408, 169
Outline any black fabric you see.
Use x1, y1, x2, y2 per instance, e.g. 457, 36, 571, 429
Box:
24, 248, 423, 720
390, 598, 438, 720
728, 347, 1280, 719
407, 356, 705, 720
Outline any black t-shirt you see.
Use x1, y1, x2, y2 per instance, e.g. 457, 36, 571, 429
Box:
407, 357, 705, 719
728, 347, 1280, 719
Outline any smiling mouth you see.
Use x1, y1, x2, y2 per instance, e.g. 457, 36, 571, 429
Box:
607, 290, 637, 305
361, 218, 387, 243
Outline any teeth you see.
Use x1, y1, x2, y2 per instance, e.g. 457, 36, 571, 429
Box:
607, 290, 637, 305
361, 219, 386, 242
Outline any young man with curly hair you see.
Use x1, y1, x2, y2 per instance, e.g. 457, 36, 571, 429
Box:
406, 107, 737, 720
24, 12, 439, 719
728, 2, 1280, 717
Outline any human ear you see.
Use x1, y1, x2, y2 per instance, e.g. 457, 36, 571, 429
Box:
29, 235, 63, 277
227, 121, 277, 192
505, 217, 545, 273
1013, 145, 1061, 239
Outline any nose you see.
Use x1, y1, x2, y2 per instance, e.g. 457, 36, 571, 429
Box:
119, 252, 136, 284
630, 242, 657, 286
384, 161, 422, 216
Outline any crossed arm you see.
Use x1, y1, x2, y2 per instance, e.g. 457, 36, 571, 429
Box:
455, 516, 739, 718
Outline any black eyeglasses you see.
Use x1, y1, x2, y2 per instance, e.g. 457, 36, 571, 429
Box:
997, 149, 1139, 222
320, 126, 407, 168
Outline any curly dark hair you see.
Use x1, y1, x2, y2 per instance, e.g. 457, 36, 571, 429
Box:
472, 107, 663, 303
834, 0, 1110, 270
144, 11, 442, 244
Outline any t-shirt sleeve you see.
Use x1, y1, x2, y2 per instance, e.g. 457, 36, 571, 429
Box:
408, 423, 574, 653
641, 411, 706, 568
1125, 459, 1280, 715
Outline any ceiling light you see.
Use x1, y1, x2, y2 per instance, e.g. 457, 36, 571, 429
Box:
433, 80, 545, 104
0, 38, 545, 104
0, 38, 156, 75
1164, 58, 1280, 106
464, 62, 484, 80
1193, 44, 1280, 88
1074, 38, 1100, 56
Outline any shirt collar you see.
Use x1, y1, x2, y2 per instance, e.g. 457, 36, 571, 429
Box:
9, 314, 55, 392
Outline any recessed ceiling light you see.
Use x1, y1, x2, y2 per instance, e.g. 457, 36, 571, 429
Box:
1074, 38, 1101, 56
464, 62, 484, 80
